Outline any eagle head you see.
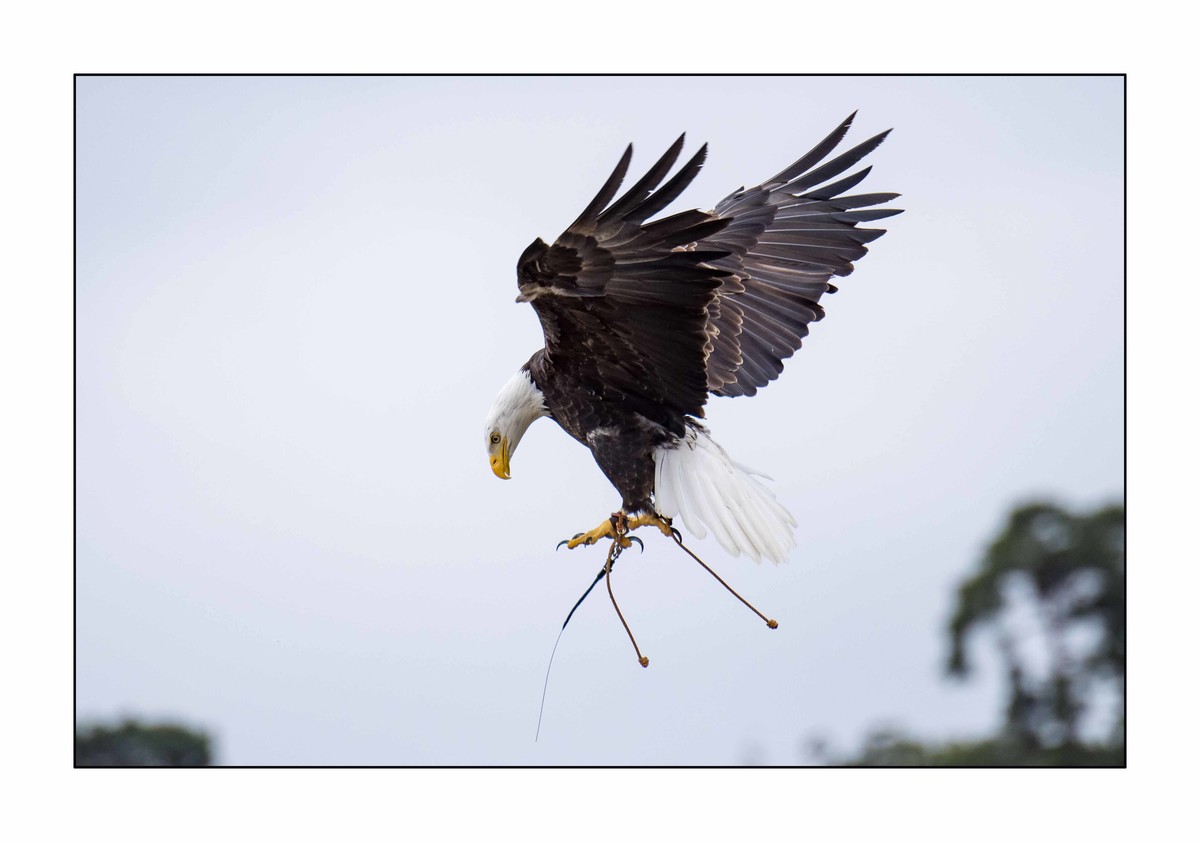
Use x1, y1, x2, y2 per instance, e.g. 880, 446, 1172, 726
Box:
484, 367, 548, 480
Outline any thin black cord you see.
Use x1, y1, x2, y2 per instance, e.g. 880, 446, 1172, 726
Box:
535, 554, 620, 742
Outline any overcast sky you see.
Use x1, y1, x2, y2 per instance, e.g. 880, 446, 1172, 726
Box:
75, 75, 1122, 765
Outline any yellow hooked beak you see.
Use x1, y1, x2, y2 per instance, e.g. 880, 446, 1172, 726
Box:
490, 437, 511, 480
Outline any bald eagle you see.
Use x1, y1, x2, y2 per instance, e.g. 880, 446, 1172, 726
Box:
485, 113, 901, 564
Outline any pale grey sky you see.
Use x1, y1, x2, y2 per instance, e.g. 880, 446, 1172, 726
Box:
75, 75, 1123, 765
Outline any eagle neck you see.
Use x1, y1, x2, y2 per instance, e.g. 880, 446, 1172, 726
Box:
488, 365, 549, 456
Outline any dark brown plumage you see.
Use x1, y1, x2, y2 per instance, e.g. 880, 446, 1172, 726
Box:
501, 113, 902, 521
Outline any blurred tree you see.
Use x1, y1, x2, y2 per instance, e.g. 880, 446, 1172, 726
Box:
837, 500, 1124, 767
948, 501, 1125, 752
75, 719, 213, 767
839, 727, 1124, 767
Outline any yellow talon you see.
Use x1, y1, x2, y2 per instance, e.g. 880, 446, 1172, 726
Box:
626, 512, 675, 538
565, 517, 618, 549
561, 512, 673, 550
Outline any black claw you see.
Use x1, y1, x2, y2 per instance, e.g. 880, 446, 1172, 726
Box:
558, 532, 589, 551
628, 536, 644, 553
670, 527, 683, 542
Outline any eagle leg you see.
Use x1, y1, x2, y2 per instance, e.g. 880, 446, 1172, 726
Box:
560, 511, 674, 550
625, 512, 676, 538
563, 512, 631, 550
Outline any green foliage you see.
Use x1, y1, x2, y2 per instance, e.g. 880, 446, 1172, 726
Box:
75, 719, 213, 767
948, 500, 1125, 749
836, 499, 1124, 767
842, 728, 1124, 767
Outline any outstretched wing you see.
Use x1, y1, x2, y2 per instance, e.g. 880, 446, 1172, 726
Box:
699, 113, 903, 396
516, 136, 732, 435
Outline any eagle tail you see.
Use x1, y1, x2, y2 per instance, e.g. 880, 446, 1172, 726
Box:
652, 427, 797, 564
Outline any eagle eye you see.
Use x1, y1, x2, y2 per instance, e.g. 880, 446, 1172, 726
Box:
490, 433, 501, 445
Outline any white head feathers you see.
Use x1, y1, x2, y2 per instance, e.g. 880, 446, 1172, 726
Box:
484, 368, 549, 456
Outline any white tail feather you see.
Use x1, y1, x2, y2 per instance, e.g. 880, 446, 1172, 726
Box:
652, 427, 798, 564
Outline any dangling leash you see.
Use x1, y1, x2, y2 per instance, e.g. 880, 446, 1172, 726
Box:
536, 526, 777, 740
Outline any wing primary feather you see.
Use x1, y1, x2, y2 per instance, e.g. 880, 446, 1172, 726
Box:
625, 144, 709, 223
569, 144, 633, 229
830, 191, 902, 208
762, 112, 857, 186
598, 134, 686, 224
784, 130, 893, 194
830, 208, 904, 222
791, 166, 874, 201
